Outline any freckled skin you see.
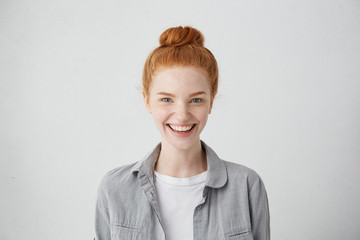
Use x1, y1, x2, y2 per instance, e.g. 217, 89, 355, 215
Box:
143, 66, 212, 151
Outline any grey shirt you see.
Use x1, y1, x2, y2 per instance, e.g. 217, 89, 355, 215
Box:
95, 140, 270, 240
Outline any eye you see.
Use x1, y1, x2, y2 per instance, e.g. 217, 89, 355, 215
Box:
191, 98, 202, 103
161, 98, 172, 103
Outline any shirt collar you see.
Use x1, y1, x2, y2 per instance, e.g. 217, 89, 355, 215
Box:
130, 140, 227, 189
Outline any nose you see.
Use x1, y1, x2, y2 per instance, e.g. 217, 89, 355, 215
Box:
175, 102, 191, 121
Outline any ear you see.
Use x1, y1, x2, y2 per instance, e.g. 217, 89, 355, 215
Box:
142, 91, 152, 114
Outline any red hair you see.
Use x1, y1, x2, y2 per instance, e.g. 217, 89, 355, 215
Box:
142, 26, 218, 102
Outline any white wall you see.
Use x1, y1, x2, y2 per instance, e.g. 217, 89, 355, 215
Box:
1, 0, 359, 239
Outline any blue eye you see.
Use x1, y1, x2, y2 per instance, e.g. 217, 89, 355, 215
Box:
161, 98, 171, 102
191, 98, 202, 103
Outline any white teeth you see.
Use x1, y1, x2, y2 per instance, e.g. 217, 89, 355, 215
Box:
169, 124, 194, 132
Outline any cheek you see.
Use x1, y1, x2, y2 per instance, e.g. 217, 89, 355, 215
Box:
193, 108, 210, 125
152, 108, 170, 124
199, 114, 209, 126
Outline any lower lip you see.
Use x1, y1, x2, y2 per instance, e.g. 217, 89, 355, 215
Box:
167, 124, 196, 137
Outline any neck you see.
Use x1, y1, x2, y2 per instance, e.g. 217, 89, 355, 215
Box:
155, 140, 207, 178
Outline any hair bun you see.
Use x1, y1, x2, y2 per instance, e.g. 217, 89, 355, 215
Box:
159, 26, 204, 47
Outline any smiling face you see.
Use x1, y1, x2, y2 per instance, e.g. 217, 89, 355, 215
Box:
143, 66, 213, 151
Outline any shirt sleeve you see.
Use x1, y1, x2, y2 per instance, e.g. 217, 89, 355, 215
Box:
249, 177, 270, 240
95, 177, 111, 240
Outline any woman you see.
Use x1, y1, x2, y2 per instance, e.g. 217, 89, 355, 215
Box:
95, 26, 270, 240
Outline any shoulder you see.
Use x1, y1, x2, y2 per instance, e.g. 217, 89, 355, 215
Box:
98, 162, 139, 193
222, 160, 265, 191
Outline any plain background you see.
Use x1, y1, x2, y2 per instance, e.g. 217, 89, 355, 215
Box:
1, 0, 359, 239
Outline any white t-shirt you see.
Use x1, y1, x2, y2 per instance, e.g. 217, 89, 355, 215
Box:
154, 170, 207, 240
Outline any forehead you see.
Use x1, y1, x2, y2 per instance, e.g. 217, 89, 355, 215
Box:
150, 66, 210, 93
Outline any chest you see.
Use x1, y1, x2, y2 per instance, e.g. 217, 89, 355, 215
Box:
108, 186, 253, 240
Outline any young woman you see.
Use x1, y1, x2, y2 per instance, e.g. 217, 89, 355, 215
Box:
95, 26, 270, 240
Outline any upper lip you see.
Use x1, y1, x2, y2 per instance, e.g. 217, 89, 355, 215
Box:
167, 124, 196, 127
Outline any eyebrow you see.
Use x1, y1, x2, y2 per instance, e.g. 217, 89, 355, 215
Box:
156, 91, 207, 97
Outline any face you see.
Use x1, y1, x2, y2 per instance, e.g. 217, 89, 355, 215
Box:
143, 66, 213, 151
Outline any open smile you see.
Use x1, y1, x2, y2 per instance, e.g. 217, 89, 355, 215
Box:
168, 124, 196, 132
166, 124, 197, 137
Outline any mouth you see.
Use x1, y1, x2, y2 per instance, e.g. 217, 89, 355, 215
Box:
167, 124, 196, 133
